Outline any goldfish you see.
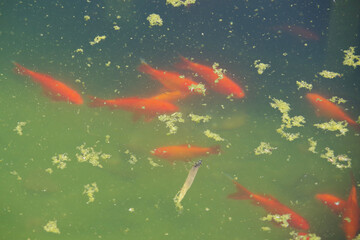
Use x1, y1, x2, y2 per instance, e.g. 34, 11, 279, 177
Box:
306, 93, 358, 126
315, 175, 359, 240
151, 144, 221, 163
149, 90, 189, 102
13, 62, 83, 104
138, 60, 202, 95
88, 96, 178, 122
175, 56, 245, 98
273, 25, 320, 41
228, 180, 310, 231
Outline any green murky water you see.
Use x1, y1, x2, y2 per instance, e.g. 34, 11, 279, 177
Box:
1, 0, 360, 239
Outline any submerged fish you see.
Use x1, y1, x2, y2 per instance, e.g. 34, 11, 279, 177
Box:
228, 180, 310, 231
175, 56, 245, 98
306, 93, 358, 126
13, 62, 83, 104
315, 175, 360, 240
138, 60, 202, 95
88, 96, 178, 122
151, 144, 221, 163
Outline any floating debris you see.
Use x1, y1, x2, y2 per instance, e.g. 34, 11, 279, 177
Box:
254, 60, 270, 75
51, 153, 71, 170
320, 147, 351, 169
329, 96, 347, 104
254, 142, 277, 155
318, 70, 342, 79
270, 98, 305, 141
166, 0, 196, 7
147, 157, 162, 168
76, 143, 111, 168
174, 160, 202, 212
212, 62, 226, 83
10, 170, 22, 181
45, 168, 53, 174
83, 182, 99, 204
188, 113, 211, 123
343, 46, 360, 69
188, 83, 206, 95
261, 226, 271, 232
261, 214, 291, 228
289, 231, 321, 240
89, 35, 106, 45
158, 112, 184, 135
84, 15, 90, 21
204, 129, 225, 142
125, 150, 138, 165
147, 14, 163, 27
296, 80, 313, 91
43, 220, 60, 234
314, 120, 348, 136
308, 138, 317, 153
13, 121, 27, 136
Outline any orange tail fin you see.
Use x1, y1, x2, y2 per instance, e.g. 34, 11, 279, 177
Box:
209, 145, 221, 155
174, 55, 192, 70
227, 181, 252, 200
13, 62, 29, 75
88, 96, 107, 108
137, 61, 155, 75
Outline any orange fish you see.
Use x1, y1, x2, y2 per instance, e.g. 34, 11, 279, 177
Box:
175, 56, 245, 98
149, 90, 189, 102
315, 194, 346, 214
138, 61, 202, 95
88, 96, 178, 122
13, 62, 83, 104
315, 175, 359, 240
151, 144, 221, 163
228, 181, 310, 231
306, 93, 358, 126
273, 25, 320, 41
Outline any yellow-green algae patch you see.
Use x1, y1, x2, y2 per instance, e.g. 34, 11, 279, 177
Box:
13, 121, 27, 136
329, 96, 347, 104
51, 153, 70, 170
343, 46, 360, 69
189, 83, 206, 95
296, 80, 313, 91
166, 0, 196, 7
188, 113, 211, 123
270, 97, 305, 141
261, 214, 290, 228
204, 129, 225, 142
212, 62, 226, 83
147, 14, 163, 27
318, 70, 342, 79
83, 182, 99, 204
90, 35, 106, 45
314, 119, 348, 136
125, 150, 138, 165
289, 231, 321, 240
10, 170, 22, 181
43, 220, 60, 234
308, 137, 317, 153
254, 142, 277, 155
158, 112, 184, 135
254, 60, 270, 75
320, 147, 351, 169
76, 143, 111, 168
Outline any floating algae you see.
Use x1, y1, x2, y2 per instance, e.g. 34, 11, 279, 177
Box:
173, 160, 202, 212
320, 147, 351, 169
13, 121, 27, 136
188, 83, 206, 95
212, 62, 226, 83
89, 35, 106, 45
51, 153, 70, 170
343, 46, 360, 69
261, 214, 291, 228
204, 129, 225, 142
188, 113, 211, 123
166, 0, 196, 7
76, 143, 111, 168
43, 220, 60, 234
308, 138, 317, 153
254, 60, 270, 75
296, 80, 313, 91
318, 70, 342, 79
329, 96, 347, 104
289, 231, 321, 240
158, 112, 184, 135
147, 14, 163, 27
314, 119, 348, 136
83, 182, 99, 204
254, 142, 277, 155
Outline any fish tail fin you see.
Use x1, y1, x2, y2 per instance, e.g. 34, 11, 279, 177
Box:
174, 55, 192, 70
227, 181, 251, 200
88, 95, 107, 107
13, 62, 29, 75
210, 145, 221, 155
137, 60, 154, 75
